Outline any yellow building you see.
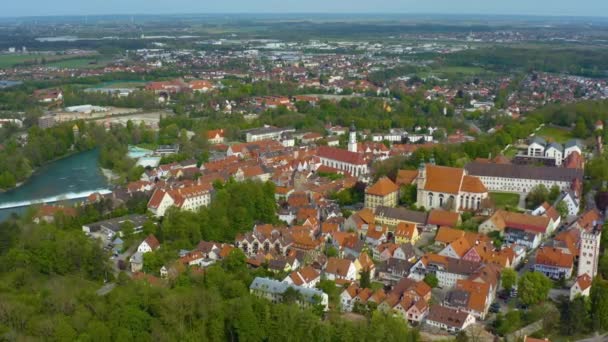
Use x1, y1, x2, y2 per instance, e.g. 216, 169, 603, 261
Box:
395, 222, 420, 244
365, 177, 399, 210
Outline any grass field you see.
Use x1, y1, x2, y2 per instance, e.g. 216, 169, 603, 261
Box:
0, 54, 39, 68
490, 192, 521, 209
45, 57, 110, 69
0, 54, 109, 69
535, 126, 573, 143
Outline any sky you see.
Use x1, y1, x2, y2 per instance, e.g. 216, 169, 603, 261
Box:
3, 0, 608, 18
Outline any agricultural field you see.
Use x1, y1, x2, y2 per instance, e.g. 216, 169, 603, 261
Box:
0, 54, 109, 69
0, 54, 40, 68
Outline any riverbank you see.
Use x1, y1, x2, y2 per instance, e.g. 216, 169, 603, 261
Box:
0, 149, 83, 192
101, 167, 121, 183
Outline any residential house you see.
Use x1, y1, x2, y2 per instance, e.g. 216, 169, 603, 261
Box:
534, 247, 574, 279
425, 305, 476, 333
325, 257, 357, 284
137, 234, 161, 254
395, 222, 420, 244
570, 273, 593, 300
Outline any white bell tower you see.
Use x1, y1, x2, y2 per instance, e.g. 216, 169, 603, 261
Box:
348, 122, 357, 153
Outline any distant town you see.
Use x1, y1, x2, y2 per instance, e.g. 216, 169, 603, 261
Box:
1, 13, 608, 342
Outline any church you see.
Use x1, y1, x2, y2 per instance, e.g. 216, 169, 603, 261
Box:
316, 123, 369, 178
415, 162, 488, 212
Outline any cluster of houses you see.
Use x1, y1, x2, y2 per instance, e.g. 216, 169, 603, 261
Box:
32, 115, 597, 336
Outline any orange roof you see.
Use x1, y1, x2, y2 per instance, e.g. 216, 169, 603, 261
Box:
575, 273, 593, 291
357, 208, 375, 225
396, 169, 419, 186
143, 234, 161, 250
358, 252, 375, 271
447, 236, 472, 258
321, 222, 340, 234
536, 247, 574, 269
461, 175, 487, 193
435, 226, 465, 244
424, 164, 464, 195
428, 210, 460, 228
395, 222, 417, 239
366, 177, 399, 197
288, 266, 320, 286
488, 210, 551, 234
555, 229, 581, 256
206, 128, 225, 139
578, 209, 601, 231
366, 225, 388, 240
456, 279, 491, 313
326, 257, 354, 277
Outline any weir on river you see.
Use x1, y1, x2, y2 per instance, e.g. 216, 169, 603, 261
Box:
0, 149, 110, 221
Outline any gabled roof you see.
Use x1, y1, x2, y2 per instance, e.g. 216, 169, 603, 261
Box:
536, 247, 574, 269
395, 222, 417, 239
143, 234, 161, 250
461, 175, 487, 193
488, 210, 551, 234
326, 257, 354, 277
317, 146, 367, 165
575, 273, 592, 292
366, 177, 399, 197
435, 226, 465, 245
424, 164, 464, 195
287, 266, 320, 286
428, 210, 460, 228
427, 305, 472, 329
374, 206, 427, 225
396, 169, 419, 186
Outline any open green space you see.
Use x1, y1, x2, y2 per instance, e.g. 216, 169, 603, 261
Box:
45, 57, 110, 69
535, 126, 573, 143
491, 192, 520, 208
0, 54, 109, 69
0, 54, 39, 68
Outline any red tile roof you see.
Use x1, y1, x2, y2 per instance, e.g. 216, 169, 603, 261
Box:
317, 146, 366, 165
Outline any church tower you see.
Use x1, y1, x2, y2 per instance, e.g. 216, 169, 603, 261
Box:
579, 224, 602, 278
348, 122, 358, 153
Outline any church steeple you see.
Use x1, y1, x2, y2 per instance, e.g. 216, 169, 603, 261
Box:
348, 121, 357, 153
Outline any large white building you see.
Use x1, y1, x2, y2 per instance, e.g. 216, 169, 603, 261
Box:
415, 163, 488, 212
317, 146, 369, 177
249, 277, 329, 311
245, 126, 296, 142
465, 162, 583, 196
526, 137, 584, 166
147, 184, 212, 217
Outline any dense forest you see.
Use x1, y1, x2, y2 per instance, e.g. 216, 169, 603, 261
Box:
445, 47, 608, 78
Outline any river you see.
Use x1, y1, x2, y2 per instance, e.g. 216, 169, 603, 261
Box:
0, 149, 110, 222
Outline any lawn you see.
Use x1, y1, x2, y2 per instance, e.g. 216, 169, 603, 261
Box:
491, 192, 521, 209
535, 126, 573, 143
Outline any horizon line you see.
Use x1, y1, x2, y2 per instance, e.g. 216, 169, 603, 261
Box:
1, 12, 608, 20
